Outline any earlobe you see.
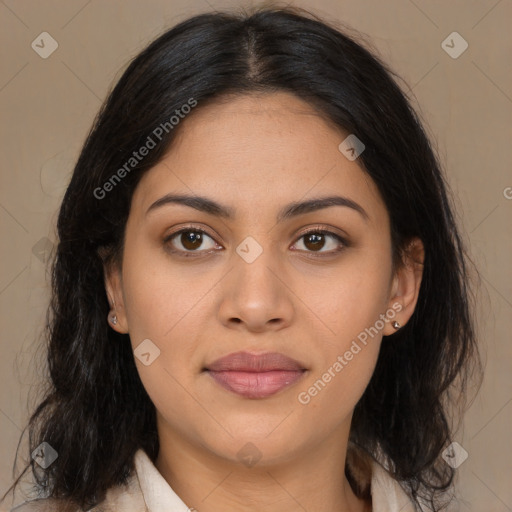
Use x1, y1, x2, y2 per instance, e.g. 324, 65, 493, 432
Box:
383, 237, 424, 336
103, 263, 129, 334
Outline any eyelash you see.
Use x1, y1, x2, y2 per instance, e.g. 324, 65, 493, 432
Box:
163, 224, 349, 259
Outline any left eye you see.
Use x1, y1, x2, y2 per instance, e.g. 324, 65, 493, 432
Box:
292, 230, 346, 254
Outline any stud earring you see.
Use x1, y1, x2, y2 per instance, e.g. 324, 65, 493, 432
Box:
107, 294, 118, 326
392, 321, 401, 330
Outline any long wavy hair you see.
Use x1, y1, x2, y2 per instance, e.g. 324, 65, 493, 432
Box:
4, 6, 480, 511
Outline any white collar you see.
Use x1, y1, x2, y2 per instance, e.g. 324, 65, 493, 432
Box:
133, 449, 417, 512
134, 450, 191, 512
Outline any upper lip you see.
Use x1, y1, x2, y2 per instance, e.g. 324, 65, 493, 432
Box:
205, 351, 306, 372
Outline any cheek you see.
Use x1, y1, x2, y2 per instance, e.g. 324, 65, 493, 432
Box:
295, 250, 391, 413
120, 240, 207, 343
119, 242, 212, 402
121, 256, 205, 430
297, 343, 380, 432
302, 251, 392, 342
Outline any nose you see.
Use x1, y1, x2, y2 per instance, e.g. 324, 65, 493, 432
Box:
217, 247, 295, 333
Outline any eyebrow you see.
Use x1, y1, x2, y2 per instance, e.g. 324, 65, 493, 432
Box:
146, 193, 369, 222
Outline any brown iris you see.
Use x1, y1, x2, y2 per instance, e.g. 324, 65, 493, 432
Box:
180, 230, 204, 250
303, 232, 326, 251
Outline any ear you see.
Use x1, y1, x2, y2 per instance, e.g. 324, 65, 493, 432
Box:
383, 237, 424, 336
103, 257, 129, 334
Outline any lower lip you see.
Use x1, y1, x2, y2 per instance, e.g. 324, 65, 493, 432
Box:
206, 370, 305, 399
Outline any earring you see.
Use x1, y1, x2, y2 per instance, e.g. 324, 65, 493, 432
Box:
392, 321, 401, 330
107, 294, 118, 326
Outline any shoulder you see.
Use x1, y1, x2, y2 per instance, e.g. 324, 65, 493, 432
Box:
10, 456, 146, 512
10, 498, 77, 511
9, 476, 142, 512
370, 461, 418, 512
10, 485, 144, 512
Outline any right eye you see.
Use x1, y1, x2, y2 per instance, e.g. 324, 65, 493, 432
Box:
164, 227, 222, 257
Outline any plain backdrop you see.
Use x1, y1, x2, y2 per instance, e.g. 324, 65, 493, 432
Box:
0, 1, 511, 510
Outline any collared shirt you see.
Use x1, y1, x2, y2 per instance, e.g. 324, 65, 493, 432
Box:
12, 449, 418, 511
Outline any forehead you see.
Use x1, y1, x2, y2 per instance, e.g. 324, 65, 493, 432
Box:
131, 92, 386, 224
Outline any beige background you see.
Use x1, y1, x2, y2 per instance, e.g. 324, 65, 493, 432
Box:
0, 0, 511, 510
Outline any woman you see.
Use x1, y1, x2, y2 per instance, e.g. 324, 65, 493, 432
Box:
4, 6, 480, 512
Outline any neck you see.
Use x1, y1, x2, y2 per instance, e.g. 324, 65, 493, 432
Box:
155, 417, 369, 512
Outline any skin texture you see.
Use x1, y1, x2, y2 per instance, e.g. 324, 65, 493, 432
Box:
105, 92, 424, 512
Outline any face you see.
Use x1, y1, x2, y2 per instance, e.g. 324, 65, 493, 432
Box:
106, 92, 422, 467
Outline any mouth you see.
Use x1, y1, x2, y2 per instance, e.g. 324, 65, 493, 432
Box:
203, 351, 307, 399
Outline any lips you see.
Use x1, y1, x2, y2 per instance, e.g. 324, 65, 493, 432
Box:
204, 351, 307, 399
